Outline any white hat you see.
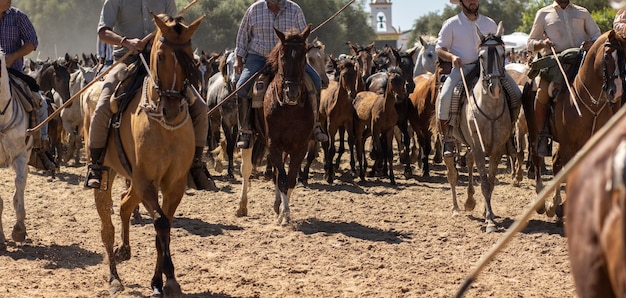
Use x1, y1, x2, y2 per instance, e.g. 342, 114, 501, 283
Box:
450, 0, 460, 4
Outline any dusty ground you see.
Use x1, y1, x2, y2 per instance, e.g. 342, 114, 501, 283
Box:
0, 147, 573, 298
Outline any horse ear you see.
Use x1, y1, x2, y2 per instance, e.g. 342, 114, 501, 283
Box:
302, 24, 311, 40
152, 12, 169, 33
347, 41, 358, 55
186, 15, 205, 37
274, 27, 286, 43
419, 36, 426, 47
475, 24, 485, 41
496, 21, 504, 37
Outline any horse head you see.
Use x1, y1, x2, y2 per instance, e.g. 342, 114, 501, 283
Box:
387, 66, 407, 103
598, 30, 626, 102
270, 24, 311, 104
337, 59, 357, 99
476, 22, 506, 99
148, 13, 203, 123
414, 36, 437, 76
348, 41, 375, 81
398, 50, 416, 94
307, 38, 329, 89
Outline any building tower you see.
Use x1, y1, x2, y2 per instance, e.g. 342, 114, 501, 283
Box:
369, 0, 400, 49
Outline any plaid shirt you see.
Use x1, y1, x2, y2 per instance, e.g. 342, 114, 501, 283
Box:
235, 0, 307, 59
0, 7, 38, 71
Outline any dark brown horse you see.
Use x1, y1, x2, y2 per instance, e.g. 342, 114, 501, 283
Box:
319, 59, 357, 183
353, 67, 406, 184
88, 13, 204, 296
237, 25, 313, 225
566, 112, 626, 298
524, 30, 626, 219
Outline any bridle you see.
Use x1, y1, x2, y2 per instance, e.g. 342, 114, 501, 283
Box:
478, 34, 505, 93
276, 40, 307, 106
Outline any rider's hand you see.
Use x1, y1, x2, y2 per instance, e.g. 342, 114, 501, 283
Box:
581, 40, 594, 51
5, 53, 16, 69
234, 56, 243, 75
451, 55, 462, 68
542, 38, 555, 49
122, 37, 146, 54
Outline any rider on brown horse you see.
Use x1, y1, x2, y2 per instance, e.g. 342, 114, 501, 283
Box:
526, 0, 601, 157
233, 0, 328, 149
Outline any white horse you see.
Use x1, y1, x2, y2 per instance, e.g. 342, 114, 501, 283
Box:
0, 50, 34, 249
444, 23, 516, 233
413, 36, 437, 77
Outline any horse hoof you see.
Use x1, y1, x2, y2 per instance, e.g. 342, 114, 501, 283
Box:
464, 199, 476, 212
485, 223, 498, 234
535, 204, 546, 214
11, 222, 26, 243
114, 245, 131, 262
0, 241, 6, 251
163, 279, 182, 298
545, 201, 556, 218
403, 170, 412, 180
555, 204, 564, 218
109, 278, 124, 295
452, 209, 460, 217
235, 208, 247, 217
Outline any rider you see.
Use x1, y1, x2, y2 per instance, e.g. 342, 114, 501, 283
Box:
527, 0, 600, 157
0, 1, 55, 171
436, 0, 521, 157
86, 0, 216, 190
233, 0, 328, 149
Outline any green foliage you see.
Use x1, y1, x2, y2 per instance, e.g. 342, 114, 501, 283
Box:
14, 0, 375, 59
591, 6, 616, 33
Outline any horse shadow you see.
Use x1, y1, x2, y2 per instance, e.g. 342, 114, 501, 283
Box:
131, 216, 243, 237
122, 287, 234, 298
466, 215, 564, 236
2, 243, 101, 269
296, 218, 408, 244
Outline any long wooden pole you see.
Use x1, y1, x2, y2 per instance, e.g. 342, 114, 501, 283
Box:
455, 104, 626, 298
27, 0, 200, 134
550, 46, 582, 116
207, 0, 357, 117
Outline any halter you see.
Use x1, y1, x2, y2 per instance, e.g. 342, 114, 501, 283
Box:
478, 34, 505, 84
276, 40, 307, 106
139, 36, 193, 129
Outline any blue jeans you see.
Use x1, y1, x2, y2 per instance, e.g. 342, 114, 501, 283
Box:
235, 53, 321, 99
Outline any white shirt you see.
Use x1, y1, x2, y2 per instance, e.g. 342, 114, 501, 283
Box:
436, 12, 497, 65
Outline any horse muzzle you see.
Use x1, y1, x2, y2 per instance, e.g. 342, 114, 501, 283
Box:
282, 83, 301, 105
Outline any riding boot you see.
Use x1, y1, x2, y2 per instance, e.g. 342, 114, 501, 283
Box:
37, 144, 56, 172
440, 119, 455, 158
86, 148, 105, 189
236, 96, 253, 149
535, 101, 552, 157
189, 147, 217, 191
309, 90, 328, 142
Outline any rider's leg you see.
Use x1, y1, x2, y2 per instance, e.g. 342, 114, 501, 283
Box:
187, 92, 216, 191
437, 66, 466, 157
235, 54, 266, 149
86, 63, 125, 189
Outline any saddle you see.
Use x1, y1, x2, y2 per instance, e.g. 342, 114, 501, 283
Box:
448, 66, 480, 128
110, 61, 145, 114
529, 48, 584, 99
250, 72, 317, 108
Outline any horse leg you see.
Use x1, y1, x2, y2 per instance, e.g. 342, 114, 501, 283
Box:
433, 134, 443, 164
419, 131, 432, 178
335, 127, 346, 171
323, 125, 336, 184
399, 121, 412, 179
223, 123, 236, 180
94, 171, 124, 295
385, 129, 396, 185
473, 150, 496, 233
443, 155, 460, 216
268, 147, 289, 225
299, 140, 316, 185
347, 123, 357, 176
236, 148, 253, 217
546, 149, 562, 218
115, 183, 142, 263
465, 151, 476, 212
10, 152, 29, 244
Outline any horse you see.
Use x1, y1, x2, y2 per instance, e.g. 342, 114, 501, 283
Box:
87, 13, 204, 296
353, 67, 406, 185
318, 59, 357, 184
524, 30, 626, 219
565, 113, 626, 298
236, 25, 314, 226
62, 64, 97, 165
408, 71, 438, 178
206, 50, 238, 179
413, 36, 438, 77
0, 50, 34, 250
443, 23, 516, 233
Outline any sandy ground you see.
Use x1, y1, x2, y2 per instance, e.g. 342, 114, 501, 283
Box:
0, 146, 574, 298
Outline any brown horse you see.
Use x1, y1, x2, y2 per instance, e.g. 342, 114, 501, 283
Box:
237, 25, 313, 226
524, 30, 626, 219
353, 67, 406, 184
88, 13, 203, 296
319, 59, 357, 183
565, 113, 626, 298
408, 71, 438, 177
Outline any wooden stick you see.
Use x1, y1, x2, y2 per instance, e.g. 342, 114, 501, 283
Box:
455, 104, 626, 298
311, 0, 356, 34
27, 0, 200, 134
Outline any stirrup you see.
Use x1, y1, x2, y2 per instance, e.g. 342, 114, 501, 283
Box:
236, 131, 252, 149
85, 164, 109, 190
443, 141, 456, 158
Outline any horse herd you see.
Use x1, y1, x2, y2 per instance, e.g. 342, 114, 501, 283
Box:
0, 16, 626, 296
